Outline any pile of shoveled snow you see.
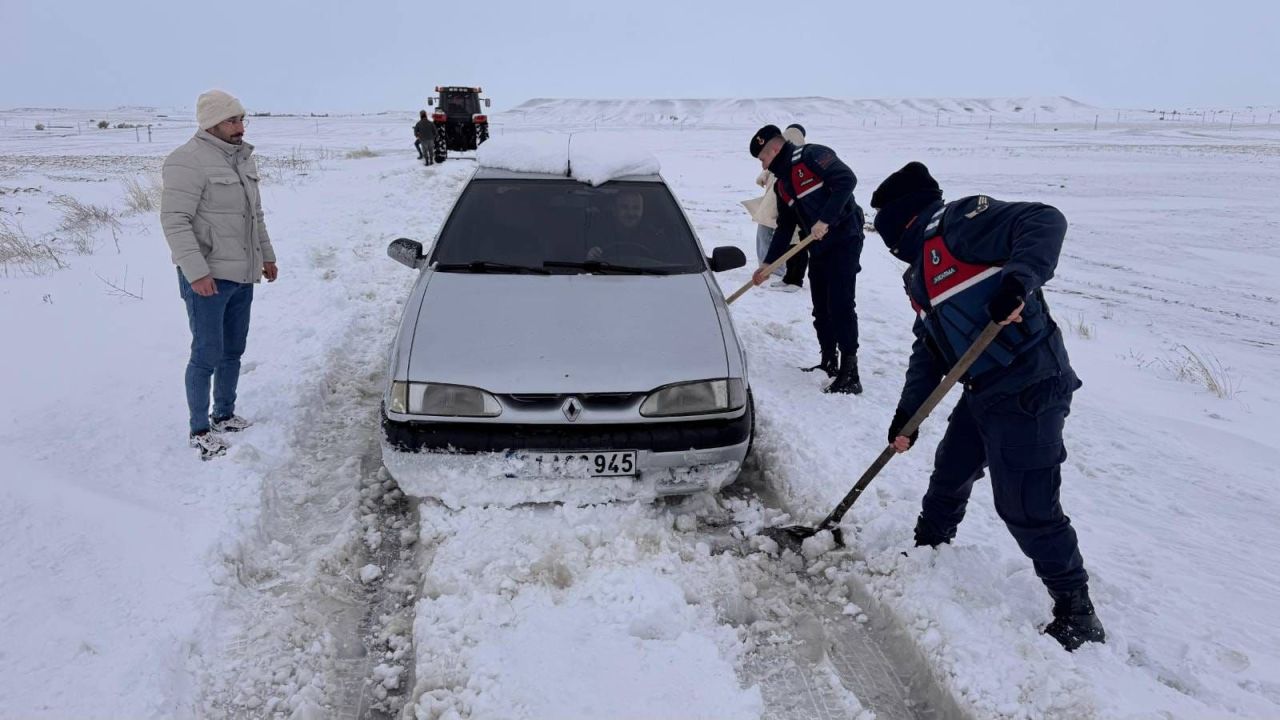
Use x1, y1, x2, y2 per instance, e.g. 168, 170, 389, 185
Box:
409, 502, 767, 720
476, 132, 660, 185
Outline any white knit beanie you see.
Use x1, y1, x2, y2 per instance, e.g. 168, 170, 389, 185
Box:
196, 89, 246, 130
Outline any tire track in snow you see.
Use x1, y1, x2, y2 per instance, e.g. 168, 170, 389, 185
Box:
187, 159, 472, 718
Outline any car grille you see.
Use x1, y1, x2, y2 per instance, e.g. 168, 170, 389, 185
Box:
382, 407, 752, 454
503, 393, 641, 412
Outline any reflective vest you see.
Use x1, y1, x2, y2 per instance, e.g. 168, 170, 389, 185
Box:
906, 207, 1052, 382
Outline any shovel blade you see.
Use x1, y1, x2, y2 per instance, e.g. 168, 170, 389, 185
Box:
760, 524, 845, 555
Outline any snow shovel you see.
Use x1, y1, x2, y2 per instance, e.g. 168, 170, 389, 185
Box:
725, 232, 819, 305
761, 321, 1005, 554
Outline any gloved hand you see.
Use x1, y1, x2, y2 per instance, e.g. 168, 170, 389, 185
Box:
887, 408, 920, 446
987, 275, 1026, 324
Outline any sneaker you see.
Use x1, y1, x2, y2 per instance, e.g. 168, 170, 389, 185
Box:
768, 279, 802, 293
210, 414, 253, 433
189, 430, 229, 461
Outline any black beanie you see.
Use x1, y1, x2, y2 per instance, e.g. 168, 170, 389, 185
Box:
749, 124, 782, 157
785, 122, 806, 137
871, 162, 944, 260
870, 162, 941, 210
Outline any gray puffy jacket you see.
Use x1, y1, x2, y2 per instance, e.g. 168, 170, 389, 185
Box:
161, 131, 276, 283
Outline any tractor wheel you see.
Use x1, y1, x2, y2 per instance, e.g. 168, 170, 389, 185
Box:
433, 133, 447, 163
477, 123, 489, 145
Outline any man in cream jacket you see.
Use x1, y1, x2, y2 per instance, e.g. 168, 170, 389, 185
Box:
161, 89, 278, 460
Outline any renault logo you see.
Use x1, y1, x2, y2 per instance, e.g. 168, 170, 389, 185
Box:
561, 397, 583, 422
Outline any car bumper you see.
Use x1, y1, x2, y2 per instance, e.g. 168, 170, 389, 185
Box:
381, 408, 752, 508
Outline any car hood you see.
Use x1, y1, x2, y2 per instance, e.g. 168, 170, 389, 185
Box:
407, 272, 729, 394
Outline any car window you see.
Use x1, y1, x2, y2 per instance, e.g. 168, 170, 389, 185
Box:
444, 94, 479, 116
430, 180, 706, 274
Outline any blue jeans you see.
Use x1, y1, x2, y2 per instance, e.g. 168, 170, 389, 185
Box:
177, 269, 254, 434
755, 225, 784, 278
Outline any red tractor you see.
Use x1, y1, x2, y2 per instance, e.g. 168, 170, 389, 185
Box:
428, 86, 491, 163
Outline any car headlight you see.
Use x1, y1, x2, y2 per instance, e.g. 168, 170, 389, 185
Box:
640, 379, 745, 417
389, 381, 502, 417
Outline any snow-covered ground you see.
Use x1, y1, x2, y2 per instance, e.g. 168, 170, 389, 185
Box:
1, 102, 1278, 718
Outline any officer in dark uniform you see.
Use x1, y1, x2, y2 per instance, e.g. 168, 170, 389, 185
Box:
749, 125, 865, 394
871, 161, 1105, 651
413, 110, 435, 166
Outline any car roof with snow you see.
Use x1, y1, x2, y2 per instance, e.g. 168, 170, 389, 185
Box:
472, 167, 662, 183
475, 133, 661, 186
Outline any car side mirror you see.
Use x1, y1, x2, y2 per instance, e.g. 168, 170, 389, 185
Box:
484, 98, 491, 108
388, 238, 425, 269
427, 98, 434, 106
708, 246, 747, 272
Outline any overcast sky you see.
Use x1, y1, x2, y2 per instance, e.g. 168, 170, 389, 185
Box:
2, 0, 1276, 113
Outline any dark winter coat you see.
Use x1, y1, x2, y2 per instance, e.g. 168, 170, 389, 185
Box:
414, 119, 435, 142
764, 142, 865, 264
896, 196, 1078, 417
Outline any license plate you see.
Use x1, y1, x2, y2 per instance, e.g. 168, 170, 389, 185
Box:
529, 451, 637, 477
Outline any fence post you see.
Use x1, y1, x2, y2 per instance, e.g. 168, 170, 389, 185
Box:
147, 125, 152, 143
1094, 114, 1098, 130
135, 126, 140, 142
1229, 112, 1235, 130
935, 109, 940, 127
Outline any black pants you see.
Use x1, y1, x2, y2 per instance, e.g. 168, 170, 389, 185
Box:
807, 235, 861, 357
783, 246, 808, 286
917, 375, 1089, 594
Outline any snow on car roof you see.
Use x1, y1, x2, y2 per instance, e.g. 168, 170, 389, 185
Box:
476, 132, 661, 186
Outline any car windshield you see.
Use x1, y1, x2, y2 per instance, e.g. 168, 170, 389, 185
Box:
430, 180, 706, 275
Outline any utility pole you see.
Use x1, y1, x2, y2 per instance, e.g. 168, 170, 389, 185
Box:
1094, 115, 1099, 130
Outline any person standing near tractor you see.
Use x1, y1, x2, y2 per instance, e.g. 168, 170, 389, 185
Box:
413, 110, 435, 166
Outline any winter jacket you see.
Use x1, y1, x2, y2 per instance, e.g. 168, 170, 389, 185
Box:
161, 131, 275, 283
414, 119, 435, 142
896, 195, 1078, 417
764, 142, 864, 264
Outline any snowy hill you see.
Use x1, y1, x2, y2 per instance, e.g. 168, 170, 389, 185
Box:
500, 95, 1099, 126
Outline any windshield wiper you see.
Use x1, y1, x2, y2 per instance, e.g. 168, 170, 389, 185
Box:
434, 261, 550, 275
543, 260, 678, 276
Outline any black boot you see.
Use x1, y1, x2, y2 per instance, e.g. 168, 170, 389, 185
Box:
823, 353, 862, 394
801, 351, 838, 378
913, 515, 953, 548
1045, 586, 1106, 651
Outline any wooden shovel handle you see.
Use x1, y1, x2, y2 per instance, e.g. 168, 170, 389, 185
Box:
816, 321, 1005, 531
725, 232, 819, 304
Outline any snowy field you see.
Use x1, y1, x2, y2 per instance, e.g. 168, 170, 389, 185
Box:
1, 101, 1278, 719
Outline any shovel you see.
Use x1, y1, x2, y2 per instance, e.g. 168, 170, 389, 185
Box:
725, 232, 819, 304
760, 321, 1004, 554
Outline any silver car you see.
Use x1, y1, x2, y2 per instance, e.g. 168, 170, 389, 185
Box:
381, 167, 752, 507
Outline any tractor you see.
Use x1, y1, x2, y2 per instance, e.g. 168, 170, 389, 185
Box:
428, 86, 491, 162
